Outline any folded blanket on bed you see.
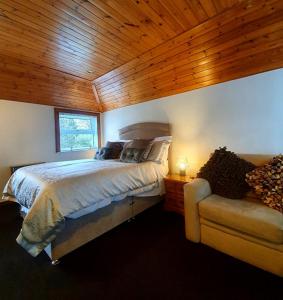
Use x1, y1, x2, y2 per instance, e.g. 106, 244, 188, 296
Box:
2, 159, 167, 256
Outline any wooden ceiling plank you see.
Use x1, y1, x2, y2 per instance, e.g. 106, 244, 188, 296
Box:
50, 0, 162, 50
98, 37, 283, 103
103, 54, 283, 110
0, 84, 97, 104
0, 67, 96, 94
24, 0, 137, 59
53, 0, 144, 55
96, 1, 282, 91
0, 1, 125, 67
0, 31, 97, 75
125, 0, 178, 38
9, 0, 131, 61
94, 0, 277, 85
199, 0, 218, 17
1, 0, 282, 111
185, 0, 209, 23
160, 0, 199, 28
0, 45, 94, 80
37, 0, 140, 58
0, 83, 97, 103
149, 47, 283, 95
72, 0, 156, 49
0, 72, 100, 111
73, 0, 177, 45
0, 90, 99, 111
95, 0, 270, 83
0, 54, 90, 83
212, 0, 226, 13
0, 20, 113, 75
87, 0, 161, 47
0, 1, 121, 63
145, 0, 187, 33
104, 0, 170, 43
0, 82, 99, 104
99, 32, 283, 99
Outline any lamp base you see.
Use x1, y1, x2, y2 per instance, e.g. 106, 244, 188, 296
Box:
179, 170, 186, 176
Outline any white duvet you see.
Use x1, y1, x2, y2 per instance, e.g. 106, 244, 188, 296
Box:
2, 159, 167, 256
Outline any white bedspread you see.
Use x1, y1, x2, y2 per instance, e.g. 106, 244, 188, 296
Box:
2, 159, 167, 256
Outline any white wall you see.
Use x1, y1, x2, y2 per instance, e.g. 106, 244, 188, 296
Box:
0, 100, 95, 191
102, 69, 283, 175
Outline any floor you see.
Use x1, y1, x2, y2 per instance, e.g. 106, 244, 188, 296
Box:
0, 202, 282, 300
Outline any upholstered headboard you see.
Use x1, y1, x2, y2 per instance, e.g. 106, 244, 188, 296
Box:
119, 122, 170, 140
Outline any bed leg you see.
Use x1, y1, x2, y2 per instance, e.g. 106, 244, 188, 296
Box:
51, 259, 60, 266
127, 216, 135, 222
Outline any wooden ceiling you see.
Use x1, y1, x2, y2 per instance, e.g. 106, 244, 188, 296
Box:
0, 0, 283, 112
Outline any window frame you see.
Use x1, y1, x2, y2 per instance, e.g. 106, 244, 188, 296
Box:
54, 108, 101, 153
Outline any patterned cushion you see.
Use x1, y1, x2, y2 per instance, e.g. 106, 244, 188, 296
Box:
246, 155, 283, 213
122, 139, 153, 161
197, 147, 256, 199
120, 148, 145, 163
123, 139, 152, 150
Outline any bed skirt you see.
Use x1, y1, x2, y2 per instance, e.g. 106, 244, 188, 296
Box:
44, 195, 163, 261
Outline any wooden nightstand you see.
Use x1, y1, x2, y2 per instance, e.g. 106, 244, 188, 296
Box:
164, 174, 192, 215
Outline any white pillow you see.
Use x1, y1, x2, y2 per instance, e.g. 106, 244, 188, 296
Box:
154, 136, 172, 142
146, 140, 171, 164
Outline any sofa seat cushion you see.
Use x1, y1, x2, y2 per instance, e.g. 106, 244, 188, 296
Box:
199, 195, 283, 244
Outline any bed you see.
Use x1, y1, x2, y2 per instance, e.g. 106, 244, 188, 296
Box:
1, 122, 171, 264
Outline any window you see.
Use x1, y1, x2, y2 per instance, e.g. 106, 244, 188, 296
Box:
55, 109, 100, 152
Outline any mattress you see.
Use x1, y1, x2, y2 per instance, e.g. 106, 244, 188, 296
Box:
2, 159, 168, 256
19, 183, 165, 219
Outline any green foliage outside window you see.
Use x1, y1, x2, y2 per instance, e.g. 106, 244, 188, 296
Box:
59, 113, 98, 152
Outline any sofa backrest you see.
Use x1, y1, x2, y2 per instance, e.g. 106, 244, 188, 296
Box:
238, 154, 274, 167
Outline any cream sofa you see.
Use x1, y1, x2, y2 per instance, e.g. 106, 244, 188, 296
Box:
184, 160, 283, 277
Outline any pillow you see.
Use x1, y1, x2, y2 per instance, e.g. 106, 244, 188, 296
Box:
142, 136, 172, 162
197, 147, 256, 199
120, 148, 145, 163
246, 155, 283, 213
154, 136, 172, 142
146, 140, 171, 164
142, 140, 154, 160
121, 139, 153, 161
105, 141, 125, 159
123, 139, 152, 150
95, 147, 113, 160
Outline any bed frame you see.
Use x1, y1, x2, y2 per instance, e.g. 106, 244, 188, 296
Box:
44, 122, 171, 264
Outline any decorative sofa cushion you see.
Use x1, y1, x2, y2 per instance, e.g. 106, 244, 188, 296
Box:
197, 147, 256, 199
120, 148, 145, 163
246, 155, 283, 213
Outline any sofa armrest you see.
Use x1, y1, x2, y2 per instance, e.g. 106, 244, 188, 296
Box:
184, 178, 212, 242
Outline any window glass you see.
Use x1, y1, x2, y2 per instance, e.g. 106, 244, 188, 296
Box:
56, 111, 99, 152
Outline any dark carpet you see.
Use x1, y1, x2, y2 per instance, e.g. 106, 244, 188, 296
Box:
0, 202, 282, 300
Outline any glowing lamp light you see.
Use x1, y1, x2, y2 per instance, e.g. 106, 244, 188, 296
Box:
178, 157, 188, 176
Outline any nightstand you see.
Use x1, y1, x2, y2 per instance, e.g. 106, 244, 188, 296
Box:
164, 174, 192, 215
